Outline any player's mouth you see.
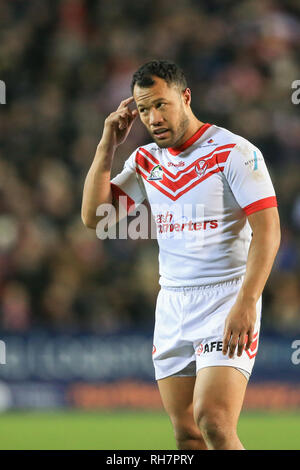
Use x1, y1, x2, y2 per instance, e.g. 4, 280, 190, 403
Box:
153, 128, 170, 139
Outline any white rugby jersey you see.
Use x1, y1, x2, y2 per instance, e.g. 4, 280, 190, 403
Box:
110, 123, 277, 286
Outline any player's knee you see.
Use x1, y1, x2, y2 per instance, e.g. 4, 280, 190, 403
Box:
174, 426, 196, 449
174, 428, 205, 450
171, 417, 204, 450
194, 407, 232, 445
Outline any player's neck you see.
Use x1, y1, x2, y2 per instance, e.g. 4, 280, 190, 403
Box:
175, 118, 206, 149
186, 118, 206, 142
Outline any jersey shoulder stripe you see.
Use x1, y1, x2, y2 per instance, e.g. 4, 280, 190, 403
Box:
243, 196, 277, 216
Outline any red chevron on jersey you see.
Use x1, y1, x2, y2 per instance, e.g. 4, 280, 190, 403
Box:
138, 152, 227, 193
137, 146, 235, 182
136, 148, 235, 199
137, 153, 229, 197
138, 144, 236, 180
137, 164, 225, 201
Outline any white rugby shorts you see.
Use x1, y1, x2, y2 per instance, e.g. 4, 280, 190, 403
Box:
152, 277, 261, 381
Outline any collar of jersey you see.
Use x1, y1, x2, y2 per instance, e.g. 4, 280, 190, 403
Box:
167, 123, 212, 156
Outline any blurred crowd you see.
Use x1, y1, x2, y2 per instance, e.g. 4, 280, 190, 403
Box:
0, 0, 299, 333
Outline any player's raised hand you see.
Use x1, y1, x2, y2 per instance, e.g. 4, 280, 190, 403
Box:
101, 96, 138, 149
222, 298, 257, 359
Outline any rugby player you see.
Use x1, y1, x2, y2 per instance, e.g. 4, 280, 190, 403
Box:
81, 60, 281, 450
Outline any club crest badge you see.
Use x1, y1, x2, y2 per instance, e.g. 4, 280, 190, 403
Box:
148, 164, 163, 181
195, 160, 208, 177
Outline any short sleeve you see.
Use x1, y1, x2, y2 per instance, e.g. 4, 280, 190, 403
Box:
223, 140, 277, 216
110, 149, 147, 214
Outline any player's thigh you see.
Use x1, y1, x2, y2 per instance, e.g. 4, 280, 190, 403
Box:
157, 375, 196, 424
193, 366, 248, 428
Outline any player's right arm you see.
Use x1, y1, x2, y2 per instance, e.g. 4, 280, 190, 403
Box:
81, 97, 138, 229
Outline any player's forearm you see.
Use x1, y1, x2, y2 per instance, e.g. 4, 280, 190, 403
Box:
81, 143, 115, 228
238, 218, 281, 304
82, 98, 138, 229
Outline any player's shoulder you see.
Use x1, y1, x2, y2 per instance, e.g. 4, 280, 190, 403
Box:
125, 142, 161, 170
137, 141, 161, 154
212, 124, 260, 155
128, 142, 161, 160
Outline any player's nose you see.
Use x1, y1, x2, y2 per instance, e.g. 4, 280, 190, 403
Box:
149, 108, 164, 127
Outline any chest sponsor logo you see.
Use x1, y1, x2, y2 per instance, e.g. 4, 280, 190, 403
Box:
195, 160, 208, 177
147, 164, 163, 181
155, 211, 218, 234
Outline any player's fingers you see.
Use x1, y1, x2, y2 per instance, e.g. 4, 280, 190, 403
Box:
125, 107, 138, 122
107, 109, 130, 126
121, 108, 138, 129
117, 107, 131, 117
117, 96, 134, 110
117, 114, 128, 130
245, 328, 254, 350
125, 110, 138, 131
237, 331, 246, 357
228, 332, 239, 358
118, 107, 136, 124
222, 328, 231, 356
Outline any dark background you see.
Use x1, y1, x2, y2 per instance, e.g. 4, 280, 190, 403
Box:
0, 0, 299, 336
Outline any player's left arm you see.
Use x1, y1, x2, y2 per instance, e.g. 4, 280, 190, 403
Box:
222, 213, 281, 358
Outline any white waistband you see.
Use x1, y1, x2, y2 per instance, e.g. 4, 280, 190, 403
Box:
161, 276, 244, 292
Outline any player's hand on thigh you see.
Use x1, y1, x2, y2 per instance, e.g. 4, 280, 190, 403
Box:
222, 298, 257, 358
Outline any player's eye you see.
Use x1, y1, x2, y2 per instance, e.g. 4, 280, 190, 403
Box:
156, 103, 165, 109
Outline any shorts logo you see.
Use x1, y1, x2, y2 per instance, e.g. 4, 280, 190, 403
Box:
195, 160, 208, 178
148, 164, 163, 181
196, 334, 259, 358
196, 341, 223, 355
152, 345, 156, 355
245, 332, 259, 359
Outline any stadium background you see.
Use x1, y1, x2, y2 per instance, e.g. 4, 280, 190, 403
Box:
0, 0, 300, 449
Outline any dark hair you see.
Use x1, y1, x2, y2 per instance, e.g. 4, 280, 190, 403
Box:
131, 60, 187, 93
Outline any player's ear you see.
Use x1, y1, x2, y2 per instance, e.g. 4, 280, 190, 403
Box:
182, 88, 191, 106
